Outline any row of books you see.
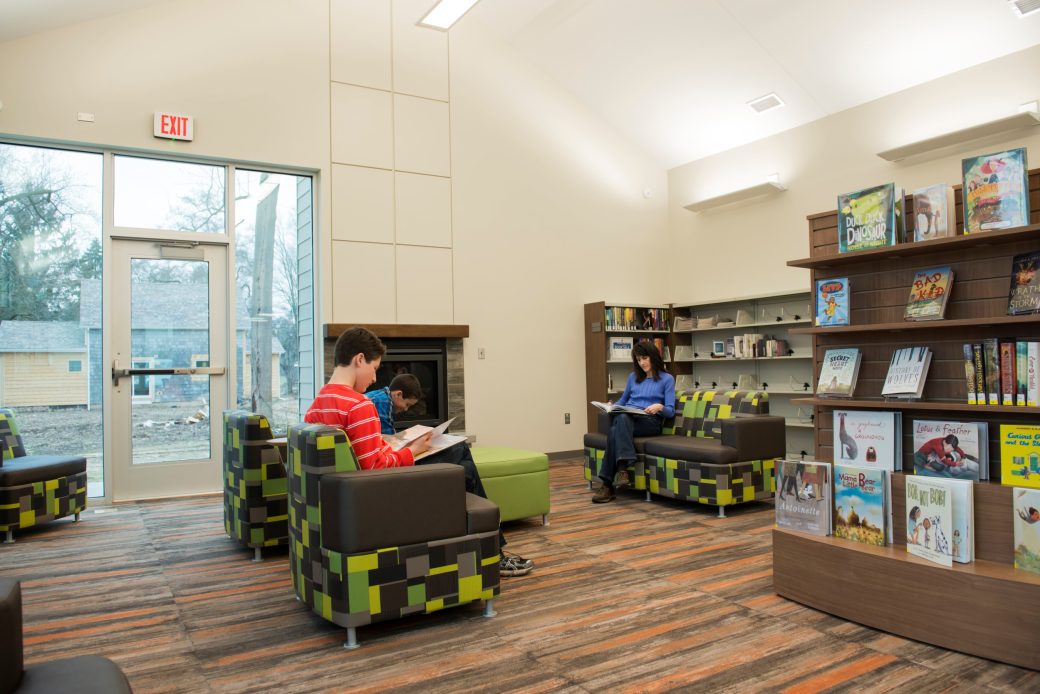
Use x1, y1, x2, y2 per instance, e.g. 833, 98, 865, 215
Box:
817, 346, 930, 399
776, 459, 1040, 573
964, 340, 1039, 406
814, 251, 1040, 327
605, 307, 670, 332
713, 334, 790, 359
608, 336, 669, 361
837, 147, 1030, 254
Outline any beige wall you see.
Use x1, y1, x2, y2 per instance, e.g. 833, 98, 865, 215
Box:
667, 45, 1040, 304
0, 353, 88, 407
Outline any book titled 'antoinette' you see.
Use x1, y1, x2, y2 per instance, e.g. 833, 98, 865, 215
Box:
837, 183, 904, 253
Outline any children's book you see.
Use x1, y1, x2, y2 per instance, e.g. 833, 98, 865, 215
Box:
1012, 487, 1040, 574
833, 410, 902, 472
945, 478, 975, 564
972, 342, 987, 405
904, 476, 953, 567
833, 464, 888, 546
609, 336, 633, 361
1029, 342, 1040, 407
881, 346, 931, 399
962, 343, 978, 405
815, 278, 850, 326
912, 420, 988, 482
1006, 251, 1040, 316
999, 424, 1040, 490
981, 338, 1000, 405
816, 348, 862, 398
775, 459, 832, 536
590, 401, 647, 416
837, 183, 905, 253
1000, 340, 1017, 406
962, 148, 1030, 233
912, 183, 956, 241
904, 266, 953, 321
389, 417, 467, 460
1016, 341, 1029, 406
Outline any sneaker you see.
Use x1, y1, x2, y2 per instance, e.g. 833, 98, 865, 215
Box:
500, 551, 533, 577
614, 469, 631, 488
592, 483, 615, 503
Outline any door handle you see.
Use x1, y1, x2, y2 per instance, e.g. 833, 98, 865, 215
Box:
112, 361, 226, 385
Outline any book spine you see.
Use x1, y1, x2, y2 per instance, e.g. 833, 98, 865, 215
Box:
1017, 341, 1029, 406
983, 338, 1000, 405
963, 343, 977, 405
971, 343, 986, 404
1000, 341, 1016, 406
1030, 342, 1039, 407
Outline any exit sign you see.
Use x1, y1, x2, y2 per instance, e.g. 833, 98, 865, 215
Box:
153, 112, 194, 141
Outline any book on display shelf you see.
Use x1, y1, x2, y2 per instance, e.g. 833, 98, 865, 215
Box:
815, 277, 850, 327
837, 183, 905, 253
775, 459, 832, 536
911, 183, 956, 241
832, 464, 888, 547
816, 348, 862, 398
881, 346, 931, 399
1007, 251, 1040, 316
609, 336, 633, 361
982, 338, 1000, 405
1012, 487, 1040, 574
999, 424, 1040, 490
833, 410, 902, 472
904, 476, 954, 567
904, 266, 953, 321
962, 147, 1029, 234
912, 420, 988, 482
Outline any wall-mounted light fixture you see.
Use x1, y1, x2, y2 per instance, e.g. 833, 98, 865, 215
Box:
877, 101, 1039, 162
683, 173, 786, 212
418, 0, 481, 30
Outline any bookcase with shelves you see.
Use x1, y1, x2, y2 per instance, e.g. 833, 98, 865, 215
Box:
583, 301, 670, 431
670, 291, 815, 458
773, 167, 1040, 670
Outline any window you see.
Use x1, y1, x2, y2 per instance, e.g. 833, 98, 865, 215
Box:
114, 156, 226, 232
68, 360, 82, 373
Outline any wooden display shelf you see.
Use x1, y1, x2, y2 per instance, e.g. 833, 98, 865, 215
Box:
791, 314, 1040, 335
787, 222, 1040, 269
773, 528, 1040, 670
790, 397, 1040, 414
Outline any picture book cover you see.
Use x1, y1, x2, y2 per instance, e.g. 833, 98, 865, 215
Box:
815, 278, 850, 326
833, 410, 902, 472
1012, 487, 1040, 574
881, 346, 932, 398
904, 266, 953, 321
838, 183, 904, 253
905, 476, 954, 567
1007, 251, 1040, 316
912, 183, 955, 241
962, 148, 1029, 233
945, 478, 974, 564
1000, 424, 1040, 490
775, 459, 832, 536
816, 348, 862, 397
913, 420, 987, 482
833, 464, 887, 546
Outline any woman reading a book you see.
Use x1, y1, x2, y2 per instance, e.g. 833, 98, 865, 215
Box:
592, 342, 674, 503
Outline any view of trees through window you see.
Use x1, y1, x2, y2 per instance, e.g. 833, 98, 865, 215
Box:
0, 143, 313, 497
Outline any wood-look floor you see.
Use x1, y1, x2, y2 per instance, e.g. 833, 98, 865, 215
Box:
1, 459, 1037, 693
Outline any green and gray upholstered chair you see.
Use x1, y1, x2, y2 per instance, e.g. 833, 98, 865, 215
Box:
286, 422, 501, 649
222, 410, 288, 561
0, 408, 87, 544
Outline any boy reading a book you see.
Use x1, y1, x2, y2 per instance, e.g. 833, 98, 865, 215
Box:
367, 373, 422, 435
305, 326, 533, 576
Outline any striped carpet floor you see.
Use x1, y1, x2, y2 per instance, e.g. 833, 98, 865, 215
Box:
1, 459, 1037, 693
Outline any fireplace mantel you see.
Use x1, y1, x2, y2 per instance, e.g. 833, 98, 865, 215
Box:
324, 324, 469, 339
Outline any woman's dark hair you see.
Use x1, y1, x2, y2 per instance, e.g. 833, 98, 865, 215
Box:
631, 341, 665, 383
334, 326, 386, 366
908, 506, 921, 521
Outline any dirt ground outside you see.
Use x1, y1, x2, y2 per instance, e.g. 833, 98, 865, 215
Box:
12, 397, 302, 491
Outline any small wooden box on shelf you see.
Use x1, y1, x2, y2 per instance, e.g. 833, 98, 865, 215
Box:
774, 167, 1040, 670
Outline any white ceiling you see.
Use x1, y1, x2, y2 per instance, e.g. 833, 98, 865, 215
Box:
3, 0, 1039, 169
468, 0, 1040, 168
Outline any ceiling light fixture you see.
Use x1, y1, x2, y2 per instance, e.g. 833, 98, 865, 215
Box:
877, 101, 1039, 161
684, 173, 786, 212
747, 93, 785, 114
1009, 0, 1040, 18
418, 0, 481, 30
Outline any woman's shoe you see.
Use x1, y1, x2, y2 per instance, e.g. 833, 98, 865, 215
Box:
592, 483, 615, 503
614, 469, 631, 488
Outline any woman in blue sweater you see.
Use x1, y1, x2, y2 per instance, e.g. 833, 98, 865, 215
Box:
593, 341, 674, 503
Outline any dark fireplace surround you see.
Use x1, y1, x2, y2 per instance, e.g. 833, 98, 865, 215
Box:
323, 324, 467, 432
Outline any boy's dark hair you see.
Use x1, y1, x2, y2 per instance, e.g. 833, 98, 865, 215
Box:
389, 373, 422, 400
333, 326, 386, 366
943, 434, 959, 447
631, 340, 665, 383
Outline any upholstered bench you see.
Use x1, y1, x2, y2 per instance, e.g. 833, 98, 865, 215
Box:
471, 447, 550, 525
1, 409, 87, 544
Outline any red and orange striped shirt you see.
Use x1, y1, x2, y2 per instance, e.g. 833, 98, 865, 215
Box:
304, 383, 415, 469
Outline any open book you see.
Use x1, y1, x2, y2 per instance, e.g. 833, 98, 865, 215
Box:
590, 401, 648, 415
386, 417, 466, 460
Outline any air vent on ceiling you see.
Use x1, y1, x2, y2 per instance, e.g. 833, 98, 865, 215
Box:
747, 93, 785, 114
1010, 0, 1040, 17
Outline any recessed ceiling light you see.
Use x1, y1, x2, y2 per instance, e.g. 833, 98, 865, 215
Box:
1010, 0, 1040, 18
747, 93, 785, 114
418, 0, 481, 30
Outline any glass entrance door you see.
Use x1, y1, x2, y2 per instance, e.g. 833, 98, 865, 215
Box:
108, 239, 228, 500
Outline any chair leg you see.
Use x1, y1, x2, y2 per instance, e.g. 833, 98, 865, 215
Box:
74, 512, 80, 522
253, 547, 262, 562
3, 530, 12, 544
343, 627, 360, 650
483, 599, 496, 618
717, 506, 726, 518
541, 514, 549, 526
645, 490, 651, 502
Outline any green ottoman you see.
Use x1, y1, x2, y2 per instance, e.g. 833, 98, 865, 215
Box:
471, 447, 550, 525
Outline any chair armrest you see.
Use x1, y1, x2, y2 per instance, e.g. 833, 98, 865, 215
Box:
721, 414, 786, 461
319, 464, 467, 554
0, 578, 23, 694
465, 493, 500, 534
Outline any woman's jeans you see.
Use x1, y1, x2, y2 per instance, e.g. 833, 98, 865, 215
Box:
599, 413, 662, 486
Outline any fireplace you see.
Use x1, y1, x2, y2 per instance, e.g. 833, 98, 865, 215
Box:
371, 339, 447, 430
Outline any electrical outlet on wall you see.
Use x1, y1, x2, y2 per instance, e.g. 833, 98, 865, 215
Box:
477, 347, 486, 360
564, 413, 570, 424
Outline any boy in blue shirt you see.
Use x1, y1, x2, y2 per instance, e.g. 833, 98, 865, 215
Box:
367, 374, 422, 435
